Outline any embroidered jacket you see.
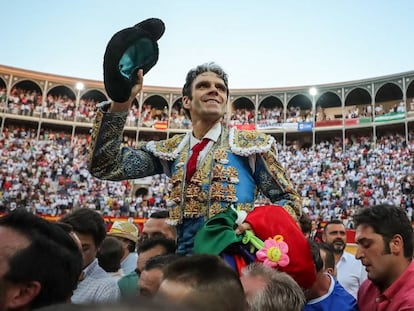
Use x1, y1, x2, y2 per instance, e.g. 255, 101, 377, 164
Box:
89, 103, 302, 224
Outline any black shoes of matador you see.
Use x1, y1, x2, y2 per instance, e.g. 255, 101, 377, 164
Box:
103, 18, 165, 103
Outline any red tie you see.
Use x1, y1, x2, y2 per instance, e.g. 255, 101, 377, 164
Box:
186, 138, 210, 182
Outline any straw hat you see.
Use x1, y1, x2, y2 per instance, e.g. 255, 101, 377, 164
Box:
108, 221, 139, 243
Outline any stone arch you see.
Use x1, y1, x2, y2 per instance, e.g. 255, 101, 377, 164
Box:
140, 95, 169, 129
45, 85, 76, 121
230, 96, 255, 127
170, 97, 191, 130
8, 80, 43, 116
315, 91, 341, 121
406, 80, 414, 114
78, 89, 109, 123
344, 87, 372, 120
286, 94, 312, 123
374, 82, 403, 117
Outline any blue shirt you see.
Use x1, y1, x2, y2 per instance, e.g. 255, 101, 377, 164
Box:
121, 252, 138, 275
304, 274, 358, 311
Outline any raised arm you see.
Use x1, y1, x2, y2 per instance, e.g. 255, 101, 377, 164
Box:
89, 18, 166, 181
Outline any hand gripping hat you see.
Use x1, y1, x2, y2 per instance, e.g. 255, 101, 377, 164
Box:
103, 18, 165, 103
108, 221, 139, 243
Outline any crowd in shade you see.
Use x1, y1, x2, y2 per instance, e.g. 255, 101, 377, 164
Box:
2, 86, 43, 116
0, 124, 413, 227
1, 86, 102, 123
3, 85, 414, 130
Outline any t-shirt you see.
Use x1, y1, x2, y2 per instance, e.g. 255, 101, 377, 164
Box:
304, 274, 357, 311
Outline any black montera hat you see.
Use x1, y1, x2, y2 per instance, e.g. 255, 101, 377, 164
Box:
103, 18, 165, 102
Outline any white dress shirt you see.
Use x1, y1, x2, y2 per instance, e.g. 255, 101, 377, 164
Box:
336, 251, 367, 299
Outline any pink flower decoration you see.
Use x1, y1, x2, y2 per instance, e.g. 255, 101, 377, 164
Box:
256, 235, 290, 268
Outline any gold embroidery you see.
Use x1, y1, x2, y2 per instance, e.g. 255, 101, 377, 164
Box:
186, 184, 201, 198
208, 202, 223, 218
233, 130, 271, 149
171, 168, 184, 185
170, 186, 181, 203
266, 156, 276, 164
235, 203, 254, 213
184, 199, 202, 217
153, 134, 185, 154
213, 148, 229, 164
227, 167, 239, 183
285, 205, 298, 221
191, 170, 204, 185
169, 206, 181, 222
207, 203, 254, 219
212, 164, 225, 181
210, 182, 225, 200
224, 184, 238, 202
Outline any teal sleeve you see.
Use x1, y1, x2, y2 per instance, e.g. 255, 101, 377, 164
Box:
117, 271, 139, 298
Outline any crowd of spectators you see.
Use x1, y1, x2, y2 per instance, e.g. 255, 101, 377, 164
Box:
0, 125, 158, 218
43, 93, 76, 121
0, 123, 413, 228
169, 106, 192, 129
126, 102, 140, 127
0, 87, 8, 109
139, 104, 169, 128
282, 132, 414, 228
76, 98, 98, 123
257, 106, 283, 124
4, 86, 43, 116
229, 108, 255, 127
3, 86, 414, 130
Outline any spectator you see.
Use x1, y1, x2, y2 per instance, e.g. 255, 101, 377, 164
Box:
240, 262, 305, 311
60, 208, 120, 304
318, 242, 337, 277
118, 237, 176, 299
0, 210, 82, 310
322, 219, 366, 298
304, 240, 357, 311
117, 210, 176, 298
355, 204, 414, 310
137, 238, 177, 275
107, 220, 139, 274
158, 254, 247, 311
139, 254, 181, 298
299, 213, 313, 238
138, 210, 177, 246
97, 237, 125, 280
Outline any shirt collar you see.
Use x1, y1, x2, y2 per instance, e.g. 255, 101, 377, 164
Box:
190, 122, 221, 147
340, 251, 353, 262
82, 258, 99, 278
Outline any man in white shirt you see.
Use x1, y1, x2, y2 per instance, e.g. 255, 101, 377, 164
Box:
322, 219, 367, 298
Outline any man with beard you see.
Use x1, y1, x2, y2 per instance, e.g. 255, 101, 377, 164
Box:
322, 219, 366, 298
